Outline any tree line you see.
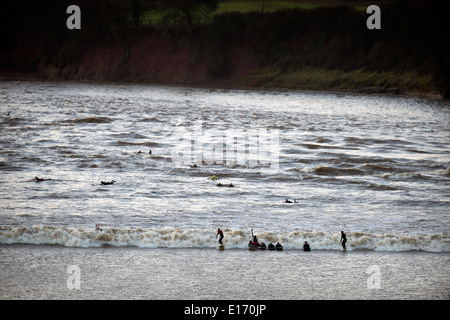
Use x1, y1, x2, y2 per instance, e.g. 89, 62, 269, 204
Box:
0, 0, 448, 97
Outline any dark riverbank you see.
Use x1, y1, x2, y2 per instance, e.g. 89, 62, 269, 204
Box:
1, 0, 448, 98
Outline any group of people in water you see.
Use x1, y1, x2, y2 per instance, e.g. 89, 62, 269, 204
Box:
247, 229, 283, 250
210, 174, 239, 188
209, 175, 234, 188
35, 148, 349, 253
247, 242, 284, 250
35, 149, 155, 185
216, 228, 348, 251
35, 176, 116, 186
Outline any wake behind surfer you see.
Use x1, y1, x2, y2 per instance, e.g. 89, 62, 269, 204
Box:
216, 228, 224, 245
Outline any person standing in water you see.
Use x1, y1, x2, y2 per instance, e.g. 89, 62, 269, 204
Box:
216, 228, 224, 245
340, 231, 347, 250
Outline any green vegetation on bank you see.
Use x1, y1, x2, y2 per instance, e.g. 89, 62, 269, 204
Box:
215, 1, 325, 13
193, 1, 448, 97
142, 1, 326, 24
239, 67, 437, 93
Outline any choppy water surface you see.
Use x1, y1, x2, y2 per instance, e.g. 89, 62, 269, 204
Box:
1, 245, 448, 300
0, 80, 449, 251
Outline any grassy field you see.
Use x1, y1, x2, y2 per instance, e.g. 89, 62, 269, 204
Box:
141, 1, 347, 25
238, 67, 437, 93
215, 1, 324, 14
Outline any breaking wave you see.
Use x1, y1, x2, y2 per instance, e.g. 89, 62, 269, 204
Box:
295, 165, 450, 180
0, 225, 448, 252
62, 116, 113, 124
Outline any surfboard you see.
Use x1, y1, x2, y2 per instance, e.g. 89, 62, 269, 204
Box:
218, 245, 224, 250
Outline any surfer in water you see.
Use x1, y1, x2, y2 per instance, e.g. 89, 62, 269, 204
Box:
251, 229, 258, 243
35, 176, 51, 182
101, 180, 116, 185
216, 228, 224, 245
340, 231, 347, 250
303, 241, 311, 251
217, 183, 233, 187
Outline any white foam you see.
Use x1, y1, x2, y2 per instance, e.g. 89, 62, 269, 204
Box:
0, 226, 448, 252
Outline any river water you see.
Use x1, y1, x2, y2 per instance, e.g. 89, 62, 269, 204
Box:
0, 80, 448, 300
